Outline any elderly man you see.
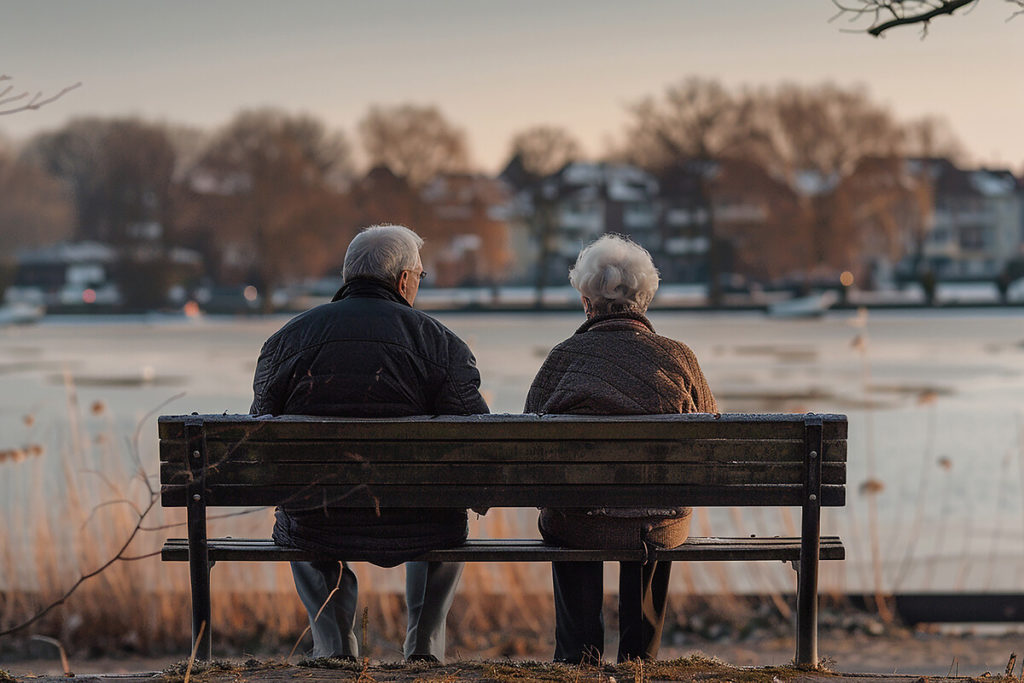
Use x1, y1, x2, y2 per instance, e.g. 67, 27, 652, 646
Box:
250, 224, 489, 662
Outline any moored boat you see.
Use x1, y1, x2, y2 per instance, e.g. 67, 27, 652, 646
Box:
0, 302, 45, 326
766, 291, 837, 318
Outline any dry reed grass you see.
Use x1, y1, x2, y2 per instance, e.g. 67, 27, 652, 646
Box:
0, 374, 830, 660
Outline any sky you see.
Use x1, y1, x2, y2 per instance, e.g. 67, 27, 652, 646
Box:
2, 0, 1022, 173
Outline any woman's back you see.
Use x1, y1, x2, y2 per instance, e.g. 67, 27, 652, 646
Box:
524, 311, 716, 416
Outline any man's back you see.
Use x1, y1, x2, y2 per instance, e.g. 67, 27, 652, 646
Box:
251, 277, 488, 565
251, 278, 488, 418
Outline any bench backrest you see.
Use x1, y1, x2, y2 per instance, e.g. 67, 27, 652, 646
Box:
159, 413, 846, 510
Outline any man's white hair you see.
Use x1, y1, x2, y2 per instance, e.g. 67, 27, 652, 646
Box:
569, 234, 660, 313
343, 224, 424, 284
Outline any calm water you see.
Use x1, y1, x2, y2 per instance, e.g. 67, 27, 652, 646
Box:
2, 308, 1024, 594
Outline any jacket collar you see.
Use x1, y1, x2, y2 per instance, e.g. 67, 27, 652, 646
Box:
331, 277, 410, 307
575, 309, 655, 335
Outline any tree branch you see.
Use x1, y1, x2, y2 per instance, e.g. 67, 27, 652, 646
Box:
0, 494, 158, 637
0, 76, 81, 116
0, 394, 183, 638
868, 0, 977, 35
831, 0, 991, 35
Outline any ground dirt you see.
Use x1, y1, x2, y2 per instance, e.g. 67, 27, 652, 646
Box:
1, 654, 1013, 683
5, 631, 1024, 683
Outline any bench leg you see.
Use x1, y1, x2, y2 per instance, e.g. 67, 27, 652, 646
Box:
185, 418, 212, 661
796, 415, 823, 668
188, 547, 212, 661
794, 545, 818, 667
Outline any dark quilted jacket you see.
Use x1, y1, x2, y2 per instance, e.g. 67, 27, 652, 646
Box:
251, 277, 489, 566
251, 278, 488, 418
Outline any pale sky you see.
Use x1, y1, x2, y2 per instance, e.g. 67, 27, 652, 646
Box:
2, 0, 1022, 173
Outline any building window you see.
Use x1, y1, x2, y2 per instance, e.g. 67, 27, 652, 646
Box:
958, 225, 988, 250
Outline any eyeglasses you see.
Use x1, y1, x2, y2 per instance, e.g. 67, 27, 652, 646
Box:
406, 269, 427, 281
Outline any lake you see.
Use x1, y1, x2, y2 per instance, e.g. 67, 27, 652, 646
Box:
2, 308, 1024, 596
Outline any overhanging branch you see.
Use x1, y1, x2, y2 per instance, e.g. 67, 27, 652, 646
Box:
830, 0, 1000, 35
867, 0, 977, 35
0, 75, 81, 116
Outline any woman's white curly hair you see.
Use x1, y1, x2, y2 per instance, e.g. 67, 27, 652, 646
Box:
568, 234, 660, 314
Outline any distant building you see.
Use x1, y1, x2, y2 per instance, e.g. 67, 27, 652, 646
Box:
503, 161, 662, 284
5, 241, 122, 307
903, 158, 1024, 279
420, 173, 515, 286
503, 159, 790, 286
5, 239, 203, 310
655, 162, 712, 282
657, 159, 795, 284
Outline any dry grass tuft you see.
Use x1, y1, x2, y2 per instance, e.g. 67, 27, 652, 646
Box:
162, 658, 283, 683
482, 660, 573, 682
0, 444, 44, 464
643, 654, 824, 682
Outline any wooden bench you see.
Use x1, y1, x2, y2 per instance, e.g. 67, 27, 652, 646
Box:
159, 412, 847, 667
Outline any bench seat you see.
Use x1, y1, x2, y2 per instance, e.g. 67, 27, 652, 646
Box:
162, 536, 845, 563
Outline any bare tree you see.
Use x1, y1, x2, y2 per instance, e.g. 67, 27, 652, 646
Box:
0, 75, 81, 115
623, 77, 749, 171
507, 125, 582, 178
23, 118, 206, 308
0, 147, 74, 255
22, 119, 107, 238
622, 77, 757, 304
831, 0, 1024, 36
358, 104, 470, 188
502, 125, 583, 306
742, 82, 904, 277
899, 115, 966, 161
182, 108, 353, 310
895, 117, 967, 281
25, 118, 178, 246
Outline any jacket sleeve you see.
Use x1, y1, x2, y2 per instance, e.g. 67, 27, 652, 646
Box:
683, 347, 718, 414
523, 353, 558, 413
250, 332, 288, 416
432, 334, 490, 415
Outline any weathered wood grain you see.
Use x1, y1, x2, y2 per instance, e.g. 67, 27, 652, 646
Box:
161, 438, 846, 464
158, 413, 848, 441
160, 460, 846, 487
161, 483, 846, 508
161, 536, 846, 563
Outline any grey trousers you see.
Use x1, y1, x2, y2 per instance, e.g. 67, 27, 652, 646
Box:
290, 560, 464, 661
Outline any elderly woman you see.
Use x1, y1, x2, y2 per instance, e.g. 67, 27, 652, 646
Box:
525, 234, 717, 664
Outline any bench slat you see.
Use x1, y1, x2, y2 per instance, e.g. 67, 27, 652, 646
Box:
161, 536, 845, 563
158, 413, 848, 441
161, 438, 846, 464
160, 460, 846, 487
161, 483, 846, 508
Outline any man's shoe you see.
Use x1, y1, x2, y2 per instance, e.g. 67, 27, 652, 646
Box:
407, 654, 440, 663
